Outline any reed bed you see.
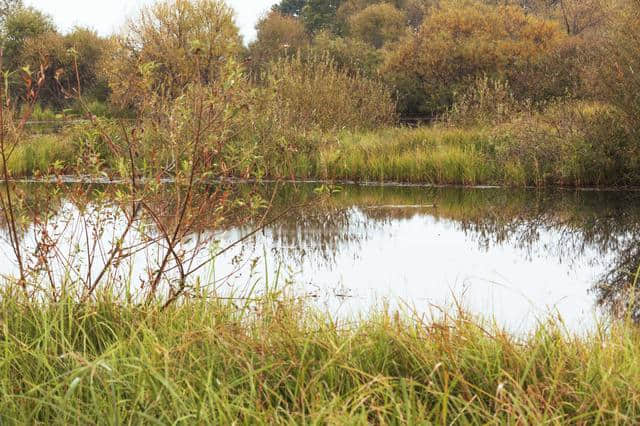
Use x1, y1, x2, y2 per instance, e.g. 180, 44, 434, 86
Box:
315, 127, 498, 185
7, 134, 77, 177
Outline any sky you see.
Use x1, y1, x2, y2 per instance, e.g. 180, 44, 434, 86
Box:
24, 0, 280, 43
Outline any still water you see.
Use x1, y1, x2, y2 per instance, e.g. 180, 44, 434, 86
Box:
211, 185, 639, 331
2, 183, 639, 331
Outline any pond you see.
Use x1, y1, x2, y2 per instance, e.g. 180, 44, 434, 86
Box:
1, 182, 639, 331
212, 185, 640, 331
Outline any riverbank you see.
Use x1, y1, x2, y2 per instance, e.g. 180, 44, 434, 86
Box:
13, 116, 640, 188
1, 286, 639, 423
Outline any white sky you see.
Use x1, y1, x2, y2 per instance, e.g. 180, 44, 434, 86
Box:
24, 0, 279, 43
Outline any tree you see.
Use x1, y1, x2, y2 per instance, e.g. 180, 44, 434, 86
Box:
383, 1, 574, 115
64, 27, 111, 100
18, 31, 64, 107
348, 3, 407, 48
273, 0, 306, 16
404, 0, 436, 28
336, 0, 429, 36
0, 0, 22, 23
248, 11, 308, 74
556, 0, 607, 35
14, 25, 110, 108
301, 0, 344, 33
106, 0, 242, 107
1, 6, 54, 71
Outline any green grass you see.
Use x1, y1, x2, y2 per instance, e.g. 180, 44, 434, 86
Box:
7, 134, 76, 177
1, 284, 640, 424
315, 127, 499, 185
282, 116, 639, 187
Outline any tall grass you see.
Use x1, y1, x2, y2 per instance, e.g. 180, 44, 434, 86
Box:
1, 284, 640, 423
7, 134, 77, 176
10, 100, 639, 187
315, 127, 497, 185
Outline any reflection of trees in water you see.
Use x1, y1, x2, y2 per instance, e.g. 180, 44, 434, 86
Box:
3, 182, 640, 318
238, 204, 374, 269
428, 190, 640, 320
256, 185, 640, 319
448, 192, 639, 265
593, 242, 640, 320
263, 185, 638, 261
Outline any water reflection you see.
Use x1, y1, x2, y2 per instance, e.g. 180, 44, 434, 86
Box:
258, 186, 639, 263
235, 185, 640, 326
1, 182, 639, 328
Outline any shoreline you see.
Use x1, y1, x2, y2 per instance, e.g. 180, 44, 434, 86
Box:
10, 175, 640, 192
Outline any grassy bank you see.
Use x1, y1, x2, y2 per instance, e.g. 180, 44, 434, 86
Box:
311, 118, 638, 187
9, 115, 640, 188
1, 286, 640, 423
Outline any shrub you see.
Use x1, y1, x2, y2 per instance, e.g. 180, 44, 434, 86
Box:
348, 3, 407, 48
595, 0, 640, 131
258, 55, 395, 132
492, 102, 638, 186
308, 31, 382, 77
105, 0, 242, 108
243, 55, 396, 178
446, 76, 535, 126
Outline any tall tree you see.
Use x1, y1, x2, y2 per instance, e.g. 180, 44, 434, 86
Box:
273, 0, 306, 16
1, 6, 54, 70
0, 0, 22, 23
273, 0, 344, 33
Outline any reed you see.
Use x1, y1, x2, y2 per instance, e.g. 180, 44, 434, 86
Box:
8, 104, 639, 188
314, 127, 498, 185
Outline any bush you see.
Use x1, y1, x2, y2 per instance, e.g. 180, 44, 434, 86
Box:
492, 102, 638, 186
308, 31, 382, 77
446, 76, 535, 126
105, 0, 242, 108
259, 55, 396, 132
242, 55, 396, 178
348, 3, 407, 48
595, 0, 640, 131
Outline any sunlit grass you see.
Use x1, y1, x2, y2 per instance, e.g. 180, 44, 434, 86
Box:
314, 126, 499, 185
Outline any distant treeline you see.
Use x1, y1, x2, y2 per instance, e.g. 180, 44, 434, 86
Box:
253, 0, 637, 118
1, 0, 638, 121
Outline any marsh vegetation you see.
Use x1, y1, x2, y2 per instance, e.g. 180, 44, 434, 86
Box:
1, 0, 640, 422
